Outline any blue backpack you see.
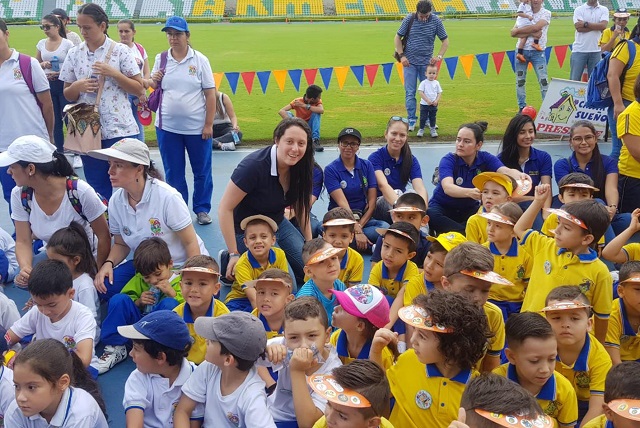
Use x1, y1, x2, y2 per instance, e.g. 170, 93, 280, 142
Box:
585, 39, 636, 109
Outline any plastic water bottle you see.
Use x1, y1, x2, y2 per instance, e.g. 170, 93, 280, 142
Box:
144, 286, 161, 314
232, 130, 240, 144
51, 56, 59, 72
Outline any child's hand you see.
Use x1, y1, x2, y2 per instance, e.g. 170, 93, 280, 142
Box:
139, 290, 156, 305
266, 344, 288, 364
154, 279, 174, 296
629, 208, 640, 232
448, 408, 470, 428
22, 298, 34, 312
533, 184, 550, 201
527, 14, 533, 20
372, 328, 398, 353
288, 348, 317, 373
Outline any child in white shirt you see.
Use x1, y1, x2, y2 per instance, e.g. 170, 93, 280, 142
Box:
417, 64, 443, 138
0, 225, 18, 286
515, 0, 543, 62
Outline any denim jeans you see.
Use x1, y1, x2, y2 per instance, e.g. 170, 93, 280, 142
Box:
403, 63, 427, 124
288, 111, 321, 140
156, 127, 213, 214
427, 202, 479, 235
569, 51, 601, 82
362, 218, 389, 245
608, 99, 633, 162
50, 78, 69, 152
128, 95, 145, 142
81, 135, 138, 200
419, 104, 438, 129
516, 50, 548, 109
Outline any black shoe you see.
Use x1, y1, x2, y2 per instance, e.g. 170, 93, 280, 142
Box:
313, 138, 324, 152
218, 249, 233, 286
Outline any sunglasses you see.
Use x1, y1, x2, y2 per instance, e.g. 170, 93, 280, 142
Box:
389, 116, 409, 124
40, 24, 55, 30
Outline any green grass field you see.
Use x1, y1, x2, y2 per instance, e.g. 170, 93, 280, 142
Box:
8, 18, 577, 142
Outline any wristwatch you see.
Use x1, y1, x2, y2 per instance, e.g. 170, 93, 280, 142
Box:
583, 21, 589, 28
437, 54, 443, 60
306, 104, 311, 110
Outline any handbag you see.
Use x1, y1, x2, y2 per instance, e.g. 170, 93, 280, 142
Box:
394, 13, 416, 62
147, 51, 168, 113
63, 42, 114, 155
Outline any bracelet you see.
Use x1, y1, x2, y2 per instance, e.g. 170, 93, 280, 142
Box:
103, 260, 115, 268
229, 252, 240, 258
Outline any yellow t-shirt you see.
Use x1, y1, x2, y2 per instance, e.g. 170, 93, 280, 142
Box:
599, 27, 631, 48
622, 242, 640, 261
484, 239, 531, 303
387, 351, 477, 428
605, 298, 640, 362
465, 213, 487, 245
330, 329, 394, 371
313, 416, 395, 428
555, 334, 612, 402
611, 40, 640, 102
368, 260, 420, 299
542, 214, 605, 246
519, 230, 613, 317
617, 101, 640, 179
581, 414, 608, 428
493, 363, 579, 427
225, 247, 289, 303
483, 301, 506, 356
403, 273, 437, 306
303, 247, 364, 285
173, 298, 230, 364
251, 308, 284, 340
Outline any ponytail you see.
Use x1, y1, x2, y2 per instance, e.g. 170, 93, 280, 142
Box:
16, 151, 74, 178
48, 221, 97, 277
399, 142, 413, 186
69, 351, 107, 417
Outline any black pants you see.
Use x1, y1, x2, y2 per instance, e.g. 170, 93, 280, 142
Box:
419, 104, 438, 129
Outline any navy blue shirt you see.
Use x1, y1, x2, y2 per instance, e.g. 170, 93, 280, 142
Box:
324, 156, 377, 212
430, 151, 504, 211
397, 13, 448, 67
498, 147, 552, 197
368, 145, 423, 197
553, 152, 618, 192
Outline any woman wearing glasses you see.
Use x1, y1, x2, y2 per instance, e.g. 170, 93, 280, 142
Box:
368, 116, 428, 224
324, 127, 388, 250
36, 14, 73, 154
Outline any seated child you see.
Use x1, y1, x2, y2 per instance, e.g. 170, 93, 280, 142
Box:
0, 326, 14, 420
321, 208, 364, 286
442, 242, 513, 373
602, 207, 640, 264
225, 215, 289, 312
493, 312, 579, 428
465, 172, 515, 244
0, 291, 19, 332
482, 202, 532, 320
330, 284, 396, 370
174, 311, 274, 428
604, 261, 640, 365
173, 255, 230, 365
371, 192, 430, 267
453, 373, 553, 428
0, 225, 18, 285
582, 361, 640, 428
118, 310, 203, 427
514, 184, 612, 343
7, 260, 99, 375
308, 359, 393, 428
297, 238, 346, 325
262, 296, 343, 427
542, 286, 612, 425
97, 237, 183, 374
370, 290, 491, 428
278, 84, 324, 150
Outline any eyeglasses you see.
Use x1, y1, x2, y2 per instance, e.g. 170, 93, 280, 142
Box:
40, 25, 54, 30
389, 116, 409, 124
165, 31, 184, 38
571, 135, 596, 144
339, 141, 360, 148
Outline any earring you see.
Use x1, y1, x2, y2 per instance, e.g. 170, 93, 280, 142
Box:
136, 178, 139, 183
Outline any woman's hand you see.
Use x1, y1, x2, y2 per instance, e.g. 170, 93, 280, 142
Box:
93, 264, 111, 294
40, 61, 51, 69
151, 70, 164, 83
355, 232, 372, 251
92, 61, 119, 78
467, 188, 482, 200
202, 122, 213, 140
14, 266, 31, 288
225, 255, 239, 281
47, 72, 60, 81
75, 77, 100, 93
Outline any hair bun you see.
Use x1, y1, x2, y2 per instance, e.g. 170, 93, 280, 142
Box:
475, 121, 489, 132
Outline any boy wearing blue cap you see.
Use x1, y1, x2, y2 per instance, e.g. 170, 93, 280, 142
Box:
118, 310, 203, 427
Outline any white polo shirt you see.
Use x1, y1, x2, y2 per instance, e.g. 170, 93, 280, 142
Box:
573, 3, 609, 52
108, 178, 208, 266
0, 365, 13, 421
9, 300, 99, 370
36, 38, 75, 76
0, 50, 49, 151
515, 7, 551, 50
5, 386, 108, 428
10, 179, 106, 254
73, 273, 100, 341
0, 292, 20, 331
181, 362, 275, 427
151, 47, 215, 135
123, 358, 203, 427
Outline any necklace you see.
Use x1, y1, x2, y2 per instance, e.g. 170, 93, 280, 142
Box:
128, 193, 141, 203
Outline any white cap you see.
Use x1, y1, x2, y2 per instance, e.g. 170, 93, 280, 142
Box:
0, 135, 56, 167
88, 138, 150, 166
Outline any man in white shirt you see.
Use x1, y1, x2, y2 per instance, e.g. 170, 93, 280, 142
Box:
570, 0, 609, 81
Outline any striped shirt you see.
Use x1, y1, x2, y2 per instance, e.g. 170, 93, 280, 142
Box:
397, 13, 448, 66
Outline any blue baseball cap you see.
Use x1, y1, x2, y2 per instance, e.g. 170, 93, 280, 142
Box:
118, 310, 192, 351
162, 16, 189, 33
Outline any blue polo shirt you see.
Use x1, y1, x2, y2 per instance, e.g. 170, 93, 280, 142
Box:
499, 147, 552, 196
313, 163, 324, 200
368, 145, 423, 196
324, 156, 377, 211
553, 152, 618, 193
371, 229, 431, 265
430, 151, 504, 211
397, 13, 448, 66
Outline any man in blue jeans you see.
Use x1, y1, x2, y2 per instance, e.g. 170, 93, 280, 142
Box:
394, 0, 449, 132
510, 0, 551, 111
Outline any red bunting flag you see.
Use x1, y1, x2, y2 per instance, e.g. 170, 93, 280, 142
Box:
241, 71, 255, 95
364, 64, 379, 87
492, 51, 506, 75
554, 45, 569, 68
304, 68, 318, 85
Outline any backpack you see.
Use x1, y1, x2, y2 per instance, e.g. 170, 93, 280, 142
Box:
585, 39, 636, 109
18, 53, 43, 113
134, 42, 145, 59
21, 176, 108, 223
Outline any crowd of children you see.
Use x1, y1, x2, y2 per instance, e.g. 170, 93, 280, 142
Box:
2, 145, 640, 428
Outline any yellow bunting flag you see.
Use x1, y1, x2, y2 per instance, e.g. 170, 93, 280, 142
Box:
213, 72, 224, 90
459, 54, 474, 79
334, 66, 349, 90
395, 62, 404, 85
273, 70, 287, 92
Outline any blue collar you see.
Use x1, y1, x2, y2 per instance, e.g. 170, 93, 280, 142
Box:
339, 156, 364, 173
557, 247, 598, 262
558, 334, 590, 372
382, 262, 408, 282
610, 25, 629, 31
248, 248, 276, 268
425, 364, 472, 384
383, 146, 404, 165
336, 330, 372, 360
569, 152, 592, 173
620, 298, 638, 336
605, 420, 615, 428
489, 238, 519, 257
340, 250, 348, 270
259, 312, 284, 335
424, 277, 435, 292
507, 364, 556, 400
183, 298, 214, 323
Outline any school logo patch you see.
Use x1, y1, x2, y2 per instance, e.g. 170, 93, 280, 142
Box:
575, 371, 590, 389
340, 180, 347, 189
226, 412, 240, 427
384, 168, 391, 176
544, 260, 551, 275
188, 65, 197, 76
62, 335, 77, 350
123, 226, 132, 236
415, 390, 432, 409
544, 400, 559, 417
516, 265, 525, 279
13, 67, 23, 80
578, 279, 593, 294
455, 177, 464, 185
149, 218, 163, 236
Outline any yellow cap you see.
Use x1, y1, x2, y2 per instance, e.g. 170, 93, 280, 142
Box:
426, 232, 467, 252
472, 172, 514, 196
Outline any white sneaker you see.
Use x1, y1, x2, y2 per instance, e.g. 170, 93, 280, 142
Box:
220, 142, 236, 151
73, 155, 83, 169
408, 123, 415, 132
96, 345, 127, 374
430, 128, 438, 138
416, 129, 424, 137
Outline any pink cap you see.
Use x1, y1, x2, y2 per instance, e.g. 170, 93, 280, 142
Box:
331, 284, 390, 328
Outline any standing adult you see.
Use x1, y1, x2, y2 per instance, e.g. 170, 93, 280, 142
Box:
218, 118, 314, 285
146, 16, 216, 226
569, 0, 608, 81
51, 8, 82, 46
599, 8, 631, 53
394, 0, 448, 132
0, 19, 54, 206
36, 14, 73, 154
606, 18, 640, 162
615, 77, 640, 213
59, 3, 143, 200
510, 0, 551, 112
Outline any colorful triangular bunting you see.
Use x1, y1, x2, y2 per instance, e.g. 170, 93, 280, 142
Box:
241, 71, 255, 95
476, 53, 489, 75
364, 64, 379, 87
303, 68, 317, 85
288, 69, 302, 92
395, 62, 404, 85
506, 50, 516, 72
256, 71, 271, 94
225, 72, 240, 95
351, 65, 364, 86
459, 54, 474, 79
544, 46, 552, 65
335, 66, 349, 90
444, 57, 458, 79
382, 62, 394, 83
273, 70, 287, 92
555, 45, 569, 68
213, 72, 224, 90
492, 51, 505, 75
319, 67, 333, 90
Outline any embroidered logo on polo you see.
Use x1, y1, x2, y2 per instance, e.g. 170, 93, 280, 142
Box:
226, 412, 240, 427
544, 260, 551, 275
415, 390, 432, 409
578, 279, 593, 293
63, 335, 77, 351
384, 168, 391, 176
188, 65, 197, 76
123, 226, 132, 236
544, 400, 559, 417
340, 180, 347, 189
455, 177, 464, 185
575, 372, 590, 389
149, 218, 163, 236
14, 67, 23, 80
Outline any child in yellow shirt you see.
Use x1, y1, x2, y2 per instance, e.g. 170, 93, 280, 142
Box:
465, 172, 515, 244
320, 208, 364, 286
604, 262, 640, 365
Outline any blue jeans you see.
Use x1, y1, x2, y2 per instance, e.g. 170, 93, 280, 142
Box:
419, 104, 438, 130
101, 260, 136, 302
0, 166, 15, 208
128, 95, 145, 142
427, 202, 479, 235
516, 50, 548, 109
569, 51, 601, 82
362, 218, 389, 246
403, 63, 427, 124
156, 128, 213, 214
50, 79, 69, 152
608, 99, 633, 162
287, 111, 321, 140
81, 135, 138, 200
